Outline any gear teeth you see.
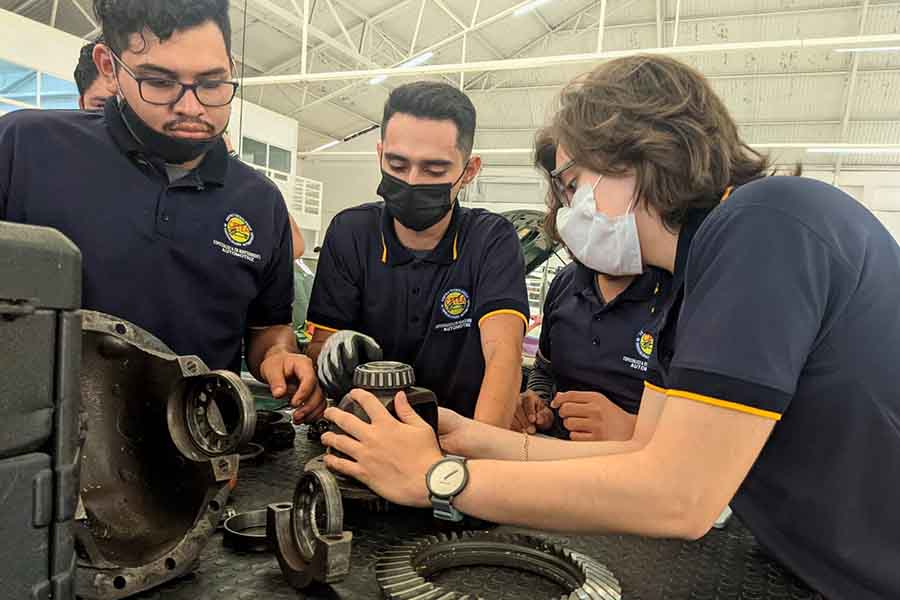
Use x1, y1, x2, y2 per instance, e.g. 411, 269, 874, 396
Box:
375, 531, 621, 600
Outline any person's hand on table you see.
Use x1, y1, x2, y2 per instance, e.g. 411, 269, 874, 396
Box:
512, 390, 554, 434
321, 390, 442, 508
258, 349, 326, 423
551, 391, 637, 441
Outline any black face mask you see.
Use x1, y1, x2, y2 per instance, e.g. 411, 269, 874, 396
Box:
377, 165, 468, 232
118, 98, 221, 164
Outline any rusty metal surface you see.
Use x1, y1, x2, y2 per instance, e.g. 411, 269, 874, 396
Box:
128, 426, 822, 600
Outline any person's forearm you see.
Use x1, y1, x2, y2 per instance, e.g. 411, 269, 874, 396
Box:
473, 343, 521, 428
246, 325, 298, 381
454, 453, 699, 538
459, 418, 645, 461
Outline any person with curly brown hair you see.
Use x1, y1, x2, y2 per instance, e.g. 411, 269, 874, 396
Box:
321, 55, 900, 600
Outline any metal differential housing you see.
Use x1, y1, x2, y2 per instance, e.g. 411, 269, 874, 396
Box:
375, 531, 622, 600
75, 311, 255, 599
268, 468, 353, 588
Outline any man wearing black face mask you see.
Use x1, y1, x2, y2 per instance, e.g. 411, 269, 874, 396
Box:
307, 82, 530, 428
0, 0, 325, 423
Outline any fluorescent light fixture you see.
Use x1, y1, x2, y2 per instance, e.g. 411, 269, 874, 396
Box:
369, 52, 435, 85
807, 147, 900, 155
833, 46, 900, 53
309, 140, 340, 153
514, 0, 553, 16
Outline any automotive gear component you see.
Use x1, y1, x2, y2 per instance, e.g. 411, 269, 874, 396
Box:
268, 468, 353, 588
306, 362, 438, 512
75, 311, 255, 599
253, 409, 296, 451
375, 531, 622, 600
223, 509, 270, 553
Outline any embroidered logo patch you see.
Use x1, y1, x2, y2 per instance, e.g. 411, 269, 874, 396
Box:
440, 289, 470, 320
224, 213, 254, 247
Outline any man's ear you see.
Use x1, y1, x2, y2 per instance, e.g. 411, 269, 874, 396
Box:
93, 44, 117, 88
376, 141, 383, 168
463, 155, 482, 185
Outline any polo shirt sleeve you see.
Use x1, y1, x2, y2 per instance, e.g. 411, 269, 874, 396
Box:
473, 217, 530, 331
667, 197, 833, 420
306, 214, 361, 332
246, 197, 294, 328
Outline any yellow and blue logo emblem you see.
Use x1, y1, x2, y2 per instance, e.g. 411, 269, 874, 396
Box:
636, 330, 655, 359
224, 213, 254, 247
441, 289, 470, 320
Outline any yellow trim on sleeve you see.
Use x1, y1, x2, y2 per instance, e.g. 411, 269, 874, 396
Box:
721, 186, 734, 203
478, 309, 529, 330
380, 234, 388, 264
307, 321, 339, 334
644, 381, 668, 395
452, 232, 459, 261
667, 388, 782, 421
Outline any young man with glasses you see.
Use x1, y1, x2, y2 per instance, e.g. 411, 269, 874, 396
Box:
0, 0, 324, 422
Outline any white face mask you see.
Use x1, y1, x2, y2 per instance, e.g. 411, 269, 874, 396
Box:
556, 175, 644, 276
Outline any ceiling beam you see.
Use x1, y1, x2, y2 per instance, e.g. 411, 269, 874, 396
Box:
70, 0, 97, 28
834, 0, 871, 180
12, 0, 43, 14
250, 0, 589, 106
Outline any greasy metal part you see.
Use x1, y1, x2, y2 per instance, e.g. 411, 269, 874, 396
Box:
253, 410, 297, 451
223, 509, 270, 553
375, 531, 622, 600
304, 454, 393, 512
307, 418, 331, 442
167, 369, 256, 461
268, 469, 353, 588
238, 442, 266, 464
75, 311, 253, 600
217, 506, 239, 530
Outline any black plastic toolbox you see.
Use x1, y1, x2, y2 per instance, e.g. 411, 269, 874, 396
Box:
0, 222, 82, 599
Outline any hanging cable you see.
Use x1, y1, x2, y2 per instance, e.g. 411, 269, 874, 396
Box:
236, 0, 249, 157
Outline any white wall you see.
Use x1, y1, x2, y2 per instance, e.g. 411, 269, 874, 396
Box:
231, 100, 298, 167
0, 10, 83, 81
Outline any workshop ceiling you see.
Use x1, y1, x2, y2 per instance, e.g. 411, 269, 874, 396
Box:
4, 0, 900, 170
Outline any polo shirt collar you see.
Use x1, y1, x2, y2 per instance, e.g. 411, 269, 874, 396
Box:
573, 262, 662, 303
675, 207, 715, 280
380, 203, 464, 267
103, 97, 229, 187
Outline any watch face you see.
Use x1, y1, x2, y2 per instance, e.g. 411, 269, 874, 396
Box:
428, 460, 466, 498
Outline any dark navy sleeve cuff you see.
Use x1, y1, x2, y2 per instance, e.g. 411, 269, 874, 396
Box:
667, 367, 790, 421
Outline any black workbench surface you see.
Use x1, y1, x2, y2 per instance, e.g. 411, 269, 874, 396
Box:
132, 420, 821, 600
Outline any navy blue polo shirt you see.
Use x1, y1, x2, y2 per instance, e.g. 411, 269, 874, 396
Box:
0, 102, 294, 373
645, 177, 900, 600
539, 262, 670, 415
308, 202, 530, 417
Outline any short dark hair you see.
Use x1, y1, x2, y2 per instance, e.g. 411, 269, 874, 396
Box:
381, 81, 477, 157
93, 0, 232, 57
74, 42, 100, 96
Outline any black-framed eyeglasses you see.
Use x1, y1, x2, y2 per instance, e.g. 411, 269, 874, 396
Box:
111, 52, 239, 108
549, 158, 577, 207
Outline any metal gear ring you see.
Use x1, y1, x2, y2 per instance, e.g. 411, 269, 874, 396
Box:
375, 531, 622, 600
267, 468, 353, 588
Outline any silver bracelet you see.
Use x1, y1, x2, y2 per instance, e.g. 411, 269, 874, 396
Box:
523, 432, 530, 462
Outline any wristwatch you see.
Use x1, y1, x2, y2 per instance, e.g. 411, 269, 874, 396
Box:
425, 455, 469, 522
